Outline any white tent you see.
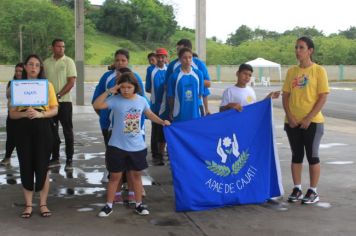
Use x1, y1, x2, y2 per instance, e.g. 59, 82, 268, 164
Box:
245, 57, 282, 82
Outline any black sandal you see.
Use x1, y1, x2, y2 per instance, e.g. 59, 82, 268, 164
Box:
21, 205, 32, 219
39, 205, 52, 217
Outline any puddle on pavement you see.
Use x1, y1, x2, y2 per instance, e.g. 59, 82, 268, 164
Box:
316, 202, 331, 209
55, 187, 106, 197
72, 152, 105, 161
325, 161, 354, 165
142, 175, 154, 185
84, 171, 104, 185
0, 173, 20, 185
0, 151, 154, 187
75, 132, 99, 142
150, 218, 182, 226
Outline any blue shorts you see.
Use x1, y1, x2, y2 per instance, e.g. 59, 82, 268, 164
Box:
105, 146, 148, 172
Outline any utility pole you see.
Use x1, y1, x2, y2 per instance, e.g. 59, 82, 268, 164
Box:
75, 0, 85, 105
195, 0, 206, 62
19, 25, 23, 62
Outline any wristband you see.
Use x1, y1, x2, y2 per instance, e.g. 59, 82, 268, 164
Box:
56, 93, 61, 99
106, 90, 112, 96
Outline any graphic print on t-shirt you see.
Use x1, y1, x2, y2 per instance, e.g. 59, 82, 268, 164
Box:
246, 96, 254, 104
123, 108, 141, 135
292, 74, 309, 88
184, 84, 193, 102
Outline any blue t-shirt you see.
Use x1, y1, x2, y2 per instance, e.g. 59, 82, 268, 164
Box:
106, 94, 150, 151
92, 70, 116, 130
145, 65, 169, 119
166, 57, 211, 98
92, 70, 146, 130
167, 68, 204, 122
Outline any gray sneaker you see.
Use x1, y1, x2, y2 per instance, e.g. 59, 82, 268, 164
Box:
302, 189, 320, 204
288, 187, 303, 202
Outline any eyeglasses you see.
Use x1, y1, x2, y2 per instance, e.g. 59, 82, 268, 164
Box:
27, 63, 41, 67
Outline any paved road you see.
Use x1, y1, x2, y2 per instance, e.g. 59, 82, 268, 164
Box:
1, 82, 355, 121
211, 82, 356, 121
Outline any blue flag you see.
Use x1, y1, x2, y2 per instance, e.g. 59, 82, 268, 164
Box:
164, 99, 284, 212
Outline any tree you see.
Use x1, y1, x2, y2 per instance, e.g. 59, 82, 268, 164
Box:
52, 0, 92, 10
226, 25, 253, 46
0, 0, 75, 63
96, 0, 177, 42
339, 26, 356, 39
253, 28, 280, 40
283, 26, 324, 37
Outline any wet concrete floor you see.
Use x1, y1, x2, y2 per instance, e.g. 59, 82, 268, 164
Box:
0, 100, 355, 235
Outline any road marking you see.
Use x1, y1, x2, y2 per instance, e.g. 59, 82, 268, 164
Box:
320, 143, 348, 148
325, 161, 354, 165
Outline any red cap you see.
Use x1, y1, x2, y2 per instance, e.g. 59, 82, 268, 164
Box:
155, 48, 168, 56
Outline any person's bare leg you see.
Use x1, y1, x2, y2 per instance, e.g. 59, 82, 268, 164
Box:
22, 188, 33, 217
129, 171, 143, 204
203, 96, 210, 115
309, 163, 320, 188
107, 172, 122, 203
39, 173, 51, 216
291, 163, 302, 185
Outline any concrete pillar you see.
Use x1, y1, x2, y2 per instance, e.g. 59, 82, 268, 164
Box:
75, 0, 85, 105
195, 0, 206, 62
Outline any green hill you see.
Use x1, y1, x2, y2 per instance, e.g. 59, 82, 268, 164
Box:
85, 29, 227, 65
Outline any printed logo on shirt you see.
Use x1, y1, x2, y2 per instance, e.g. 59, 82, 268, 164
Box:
185, 89, 193, 101
246, 96, 254, 104
123, 108, 141, 135
292, 74, 309, 88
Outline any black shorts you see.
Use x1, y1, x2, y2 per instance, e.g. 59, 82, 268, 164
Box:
106, 146, 148, 172
284, 122, 324, 164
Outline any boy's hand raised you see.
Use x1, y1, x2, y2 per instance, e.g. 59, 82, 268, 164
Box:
267, 91, 281, 99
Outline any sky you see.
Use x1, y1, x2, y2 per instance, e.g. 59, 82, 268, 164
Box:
89, 0, 356, 42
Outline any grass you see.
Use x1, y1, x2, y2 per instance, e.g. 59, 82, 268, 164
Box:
86, 32, 147, 65
85, 29, 223, 65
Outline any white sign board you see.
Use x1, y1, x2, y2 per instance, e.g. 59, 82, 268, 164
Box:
11, 79, 48, 107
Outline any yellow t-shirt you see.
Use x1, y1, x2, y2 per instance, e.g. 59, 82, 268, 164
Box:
282, 64, 329, 123
16, 82, 58, 111
44, 55, 77, 102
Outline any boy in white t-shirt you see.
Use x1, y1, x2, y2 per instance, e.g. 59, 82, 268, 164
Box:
220, 63, 280, 112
